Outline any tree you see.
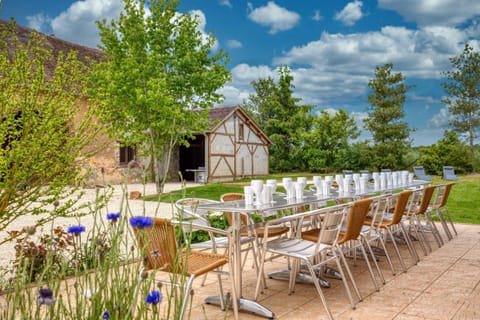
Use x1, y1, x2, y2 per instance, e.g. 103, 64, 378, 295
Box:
417, 131, 472, 175
0, 21, 103, 233
442, 43, 480, 172
243, 66, 313, 172
300, 109, 359, 172
364, 63, 413, 170
92, 0, 230, 192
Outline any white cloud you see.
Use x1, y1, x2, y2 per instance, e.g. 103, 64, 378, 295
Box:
378, 0, 480, 27
429, 106, 454, 128
226, 39, 243, 49
274, 26, 466, 80
51, 0, 123, 48
335, 1, 364, 26
247, 1, 300, 34
46, 1, 218, 51
218, 0, 232, 8
189, 10, 219, 51
312, 10, 322, 22
26, 13, 52, 33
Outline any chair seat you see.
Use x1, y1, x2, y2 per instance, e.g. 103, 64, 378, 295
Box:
180, 250, 228, 277
265, 237, 329, 258
364, 216, 393, 228
301, 228, 320, 242
241, 225, 290, 238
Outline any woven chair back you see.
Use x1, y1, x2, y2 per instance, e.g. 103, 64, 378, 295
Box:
390, 190, 413, 225
220, 193, 248, 226
133, 218, 178, 272
339, 198, 373, 243
415, 185, 435, 215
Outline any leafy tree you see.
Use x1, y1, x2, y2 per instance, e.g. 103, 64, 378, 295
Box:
442, 43, 480, 172
417, 131, 472, 175
300, 109, 359, 172
364, 63, 413, 170
243, 66, 313, 172
0, 21, 103, 233
92, 0, 230, 192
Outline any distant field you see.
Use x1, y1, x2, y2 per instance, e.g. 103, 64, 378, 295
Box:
145, 173, 480, 224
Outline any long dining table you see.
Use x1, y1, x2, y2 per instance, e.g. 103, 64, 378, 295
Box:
197, 179, 429, 319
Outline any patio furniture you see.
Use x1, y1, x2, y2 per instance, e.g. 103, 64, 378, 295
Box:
254, 203, 357, 320
405, 185, 442, 255
429, 183, 457, 240
443, 166, 459, 180
367, 191, 418, 270
302, 198, 382, 297
174, 198, 230, 251
381, 168, 392, 173
343, 169, 354, 175
132, 218, 236, 319
362, 194, 400, 276
413, 166, 432, 182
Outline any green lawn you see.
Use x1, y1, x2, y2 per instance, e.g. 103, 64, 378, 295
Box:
145, 173, 480, 224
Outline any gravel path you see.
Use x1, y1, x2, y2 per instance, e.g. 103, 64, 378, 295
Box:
0, 182, 199, 268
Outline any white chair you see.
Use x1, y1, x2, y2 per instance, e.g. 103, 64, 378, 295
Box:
254, 203, 357, 320
443, 166, 459, 180
428, 183, 457, 240
413, 166, 432, 182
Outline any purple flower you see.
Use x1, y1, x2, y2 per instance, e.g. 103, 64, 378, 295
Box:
106, 212, 121, 222
129, 216, 153, 229
67, 225, 86, 236
102, 311, 110, 319
145, 290, 162, 305
37, 288, 56, 305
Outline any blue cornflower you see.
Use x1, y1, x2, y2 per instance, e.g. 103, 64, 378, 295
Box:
102, 311, 110, 319
37, 288, 56, 305
67, 225, 86, 236
106, 212, 121, 222
145, 290, 162, 305
129, 216, 153, 229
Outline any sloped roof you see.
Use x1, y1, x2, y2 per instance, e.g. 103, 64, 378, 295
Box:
208, 105, 272, 145
1, 20, 104, 78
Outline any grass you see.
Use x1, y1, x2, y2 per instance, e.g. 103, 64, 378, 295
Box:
145, 173, 480, 225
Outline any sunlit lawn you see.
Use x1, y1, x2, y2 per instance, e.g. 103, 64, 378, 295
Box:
145, 173, 480, 224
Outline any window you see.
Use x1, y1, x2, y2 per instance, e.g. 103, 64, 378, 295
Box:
238, 123, 244, 141
119, 144, 137, 165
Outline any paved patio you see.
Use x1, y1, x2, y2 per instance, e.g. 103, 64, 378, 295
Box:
184, 222, 480, 320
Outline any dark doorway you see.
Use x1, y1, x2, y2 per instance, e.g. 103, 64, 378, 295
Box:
179, 135, 205, 181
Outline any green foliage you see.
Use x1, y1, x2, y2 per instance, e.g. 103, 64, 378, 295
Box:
299, 109, 359, 172
0, 21, 104, 232
442, 43, 480, 172
92, 0, 230, 192
416, 131, 472, 175
243, 66, 313, 172
364, 63, 413, 170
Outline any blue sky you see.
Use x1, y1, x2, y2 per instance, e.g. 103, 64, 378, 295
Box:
1, 0, 480, 146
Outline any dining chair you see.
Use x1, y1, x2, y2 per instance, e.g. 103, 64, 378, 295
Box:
366, 190, 418, 271
174, 198, 229, 252
131, 218, 237, 319
429, 183, 457, 241
404, 185, 442, 255
443, 166, 459, 181
220, 192, 289, 283
302, 198, 381, 298
336, 198, 384, 292
253, 203, 356, 320
413, 166, 432, 182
